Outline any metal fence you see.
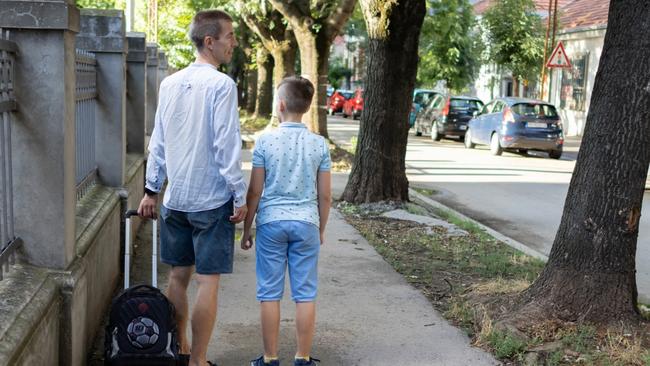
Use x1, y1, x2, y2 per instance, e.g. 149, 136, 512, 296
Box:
0, 30, 21, 280
75, 49, 98, 199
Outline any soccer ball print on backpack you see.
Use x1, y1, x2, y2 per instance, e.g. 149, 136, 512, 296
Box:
104, 210, 181, 366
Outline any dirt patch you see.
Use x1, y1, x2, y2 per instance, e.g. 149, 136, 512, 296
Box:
328, 140, 354, 172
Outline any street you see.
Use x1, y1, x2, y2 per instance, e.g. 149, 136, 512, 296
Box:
328, 115, 650, 302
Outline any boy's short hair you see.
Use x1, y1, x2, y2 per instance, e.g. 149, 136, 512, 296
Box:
189, 10, 233, 50
278, 76, 315, 114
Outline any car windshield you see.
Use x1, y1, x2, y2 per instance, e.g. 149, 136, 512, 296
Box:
414, 92, 435, 106
450, 99, 483, 111
340, 91, 354, 99
512, 103, 558, 118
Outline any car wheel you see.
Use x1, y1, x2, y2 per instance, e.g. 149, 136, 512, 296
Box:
415, 123, 422, 136
549, 150, 562, 159
464, 128, 476, 149
490, 133, 503, 156
432, 122, 442, 141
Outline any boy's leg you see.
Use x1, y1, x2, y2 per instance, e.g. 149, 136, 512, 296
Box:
286, 222, 321, 359
167, 265, 193, 354
261, 301, 281, 357
295, 302, 316, 358
159, 206, 196, 355
256, 223, 290, 359
189, 274, 220, 366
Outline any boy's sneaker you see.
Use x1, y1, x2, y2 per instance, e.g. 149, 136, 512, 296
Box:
294, 357, 320, 366
250, 356, 280, 366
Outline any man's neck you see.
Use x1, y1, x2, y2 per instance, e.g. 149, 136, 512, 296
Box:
195, 52, 220, 69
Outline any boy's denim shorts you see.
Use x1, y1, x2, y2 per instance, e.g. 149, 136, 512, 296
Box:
159, 200, 234, 274
255, 220, 320, 302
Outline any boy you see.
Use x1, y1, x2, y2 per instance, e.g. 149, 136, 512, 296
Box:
240, 76, 332, 366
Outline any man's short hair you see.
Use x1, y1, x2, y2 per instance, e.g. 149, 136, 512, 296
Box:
278, 76, 315, 114
189, 10, 233, 50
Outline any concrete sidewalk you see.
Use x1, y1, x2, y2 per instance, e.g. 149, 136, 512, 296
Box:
129, 149, 498, 365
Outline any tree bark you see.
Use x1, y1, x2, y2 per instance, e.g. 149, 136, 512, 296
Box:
516, 0, 650, 324
268, 0, 357, 137
269, 34, 297, 87
245, 67, 258, 114
341, 0, 425, 203
255, 47, 274, 118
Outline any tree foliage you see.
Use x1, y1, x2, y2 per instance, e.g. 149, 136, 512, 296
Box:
417, 0, 482, 91
328, 58, 352, 89
482, 0, 544, 81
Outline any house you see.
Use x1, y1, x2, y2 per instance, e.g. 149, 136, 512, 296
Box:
547, 0, 609, 136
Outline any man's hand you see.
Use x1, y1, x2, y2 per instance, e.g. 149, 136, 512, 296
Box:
230, 205, 248, 223
320, 232, 325, 246
241, 231, 254, 250
138, 194, 158, 219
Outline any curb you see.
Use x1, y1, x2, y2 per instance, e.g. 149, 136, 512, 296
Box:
409, 188, 549, 261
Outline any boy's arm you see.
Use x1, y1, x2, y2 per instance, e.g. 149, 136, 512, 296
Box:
241, 167, 265, 250
317, 170, 332, 245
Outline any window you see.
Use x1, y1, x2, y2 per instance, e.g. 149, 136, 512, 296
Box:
450, 99, 484, 111
414, 92, 436, 106
492, 101, 505, 113
481, 102, 494, 115
560, 53, 589, 111
512, 103, 559, 118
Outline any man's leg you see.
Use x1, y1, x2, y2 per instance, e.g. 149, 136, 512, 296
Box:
295, 302, 316, 358
260, 301, 281, 358
189, 273, 220, 366
166, 265, 193, 354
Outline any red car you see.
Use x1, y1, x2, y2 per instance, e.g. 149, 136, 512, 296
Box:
342, 89, 364, 119
327, 90, 354, 115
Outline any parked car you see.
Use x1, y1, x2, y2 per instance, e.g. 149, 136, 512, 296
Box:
327, 89, 354, 115
414, 94, 484, 141
409, 89, 439, 128
342, 89, 364, 119
464, 97, 564, 159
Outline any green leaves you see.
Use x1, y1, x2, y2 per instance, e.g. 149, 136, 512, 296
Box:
482, 0, 544, 81
417, 0, 482, 92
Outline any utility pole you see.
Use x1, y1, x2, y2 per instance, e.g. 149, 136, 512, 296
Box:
125, 0, 135, 32
540, 0, 553, 99
148, 0, 158, 42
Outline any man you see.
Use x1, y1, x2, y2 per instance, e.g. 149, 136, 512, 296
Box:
138, 10, 247, 366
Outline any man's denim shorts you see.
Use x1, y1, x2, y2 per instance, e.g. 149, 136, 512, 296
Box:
255, 220, 320, 302
159, 200, 234, 274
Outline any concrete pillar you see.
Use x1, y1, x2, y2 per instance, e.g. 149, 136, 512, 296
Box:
158, 51, 168, 90
125, 32, 146, 154
76, 9, 127, 187
145, 43, 159, 136
0, 0, 79, 269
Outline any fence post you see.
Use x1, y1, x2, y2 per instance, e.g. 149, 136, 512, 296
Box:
76, 9, 127, 188
0, 0, 79, 269
158, 51, 168, 90
125, 32, 147, 155
145, 43, 158, 137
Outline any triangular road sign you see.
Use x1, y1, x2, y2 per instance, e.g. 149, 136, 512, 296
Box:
547, 41, 572, 68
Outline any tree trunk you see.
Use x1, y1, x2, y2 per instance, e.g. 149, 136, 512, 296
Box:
516, 1, 650, 324
269, 35, 298, 87
245, 66, 257, 114
293, 28, 329, 137
341, 0, 425, 203
255, 47, 274, 118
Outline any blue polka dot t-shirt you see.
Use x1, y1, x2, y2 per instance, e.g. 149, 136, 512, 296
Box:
252, 122, 331, 228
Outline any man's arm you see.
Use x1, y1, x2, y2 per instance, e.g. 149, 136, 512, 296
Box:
213, 80, 247, 222
317, 171, 332, 245
241, 167, 265, 250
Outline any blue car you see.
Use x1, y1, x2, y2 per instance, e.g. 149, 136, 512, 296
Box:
464, 97, 564, 159
409, 89, 438, 128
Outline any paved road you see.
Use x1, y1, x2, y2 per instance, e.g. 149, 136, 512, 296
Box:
328, 115, 650, 302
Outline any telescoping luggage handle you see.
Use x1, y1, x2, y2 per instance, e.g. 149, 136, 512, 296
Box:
124, 210, 158, 289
